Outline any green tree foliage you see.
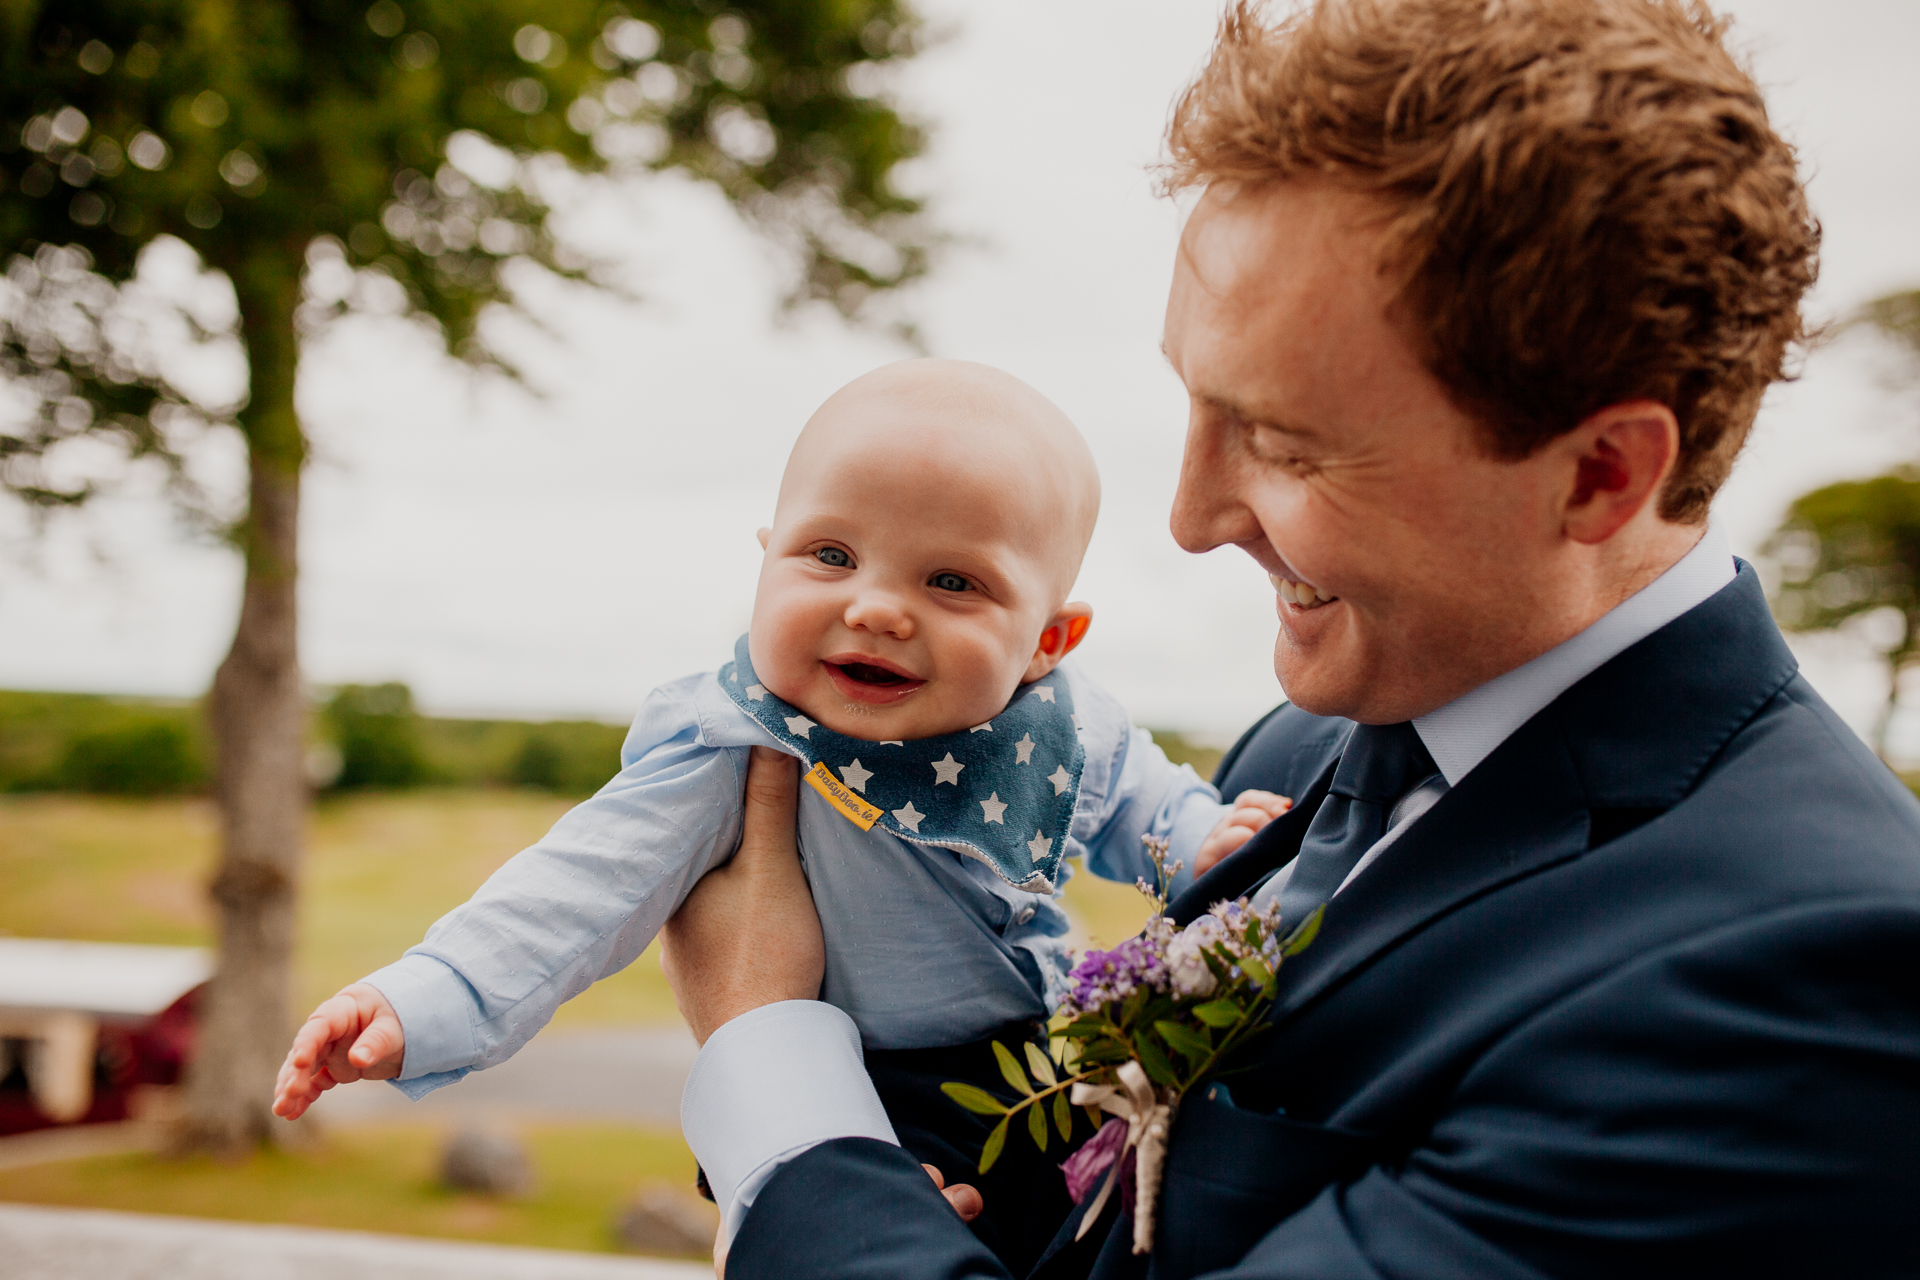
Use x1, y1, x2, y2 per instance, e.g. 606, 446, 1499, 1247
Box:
1, 1, 929, 512
1857, 289, 1920, 372
323, 682, 425, 788
1765, 470, 1920, 759
0, 0, 933, 1151
1764, 288, 1920, 761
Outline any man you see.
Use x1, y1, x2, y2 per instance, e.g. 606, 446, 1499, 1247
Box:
662, 1, 1920, 1275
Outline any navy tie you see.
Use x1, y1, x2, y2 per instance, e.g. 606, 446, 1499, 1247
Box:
1276, 721, 1438, 927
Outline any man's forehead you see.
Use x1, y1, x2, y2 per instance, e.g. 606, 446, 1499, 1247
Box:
1175, 182, 1389, 311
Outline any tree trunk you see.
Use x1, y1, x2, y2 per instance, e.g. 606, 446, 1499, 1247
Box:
177, 251, 307, 1153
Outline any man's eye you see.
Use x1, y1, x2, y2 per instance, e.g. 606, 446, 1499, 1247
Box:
930, 572, 971, 592
815, 547, 852, 568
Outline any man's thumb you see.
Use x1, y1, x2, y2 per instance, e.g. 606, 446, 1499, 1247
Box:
740, 747, 800, 833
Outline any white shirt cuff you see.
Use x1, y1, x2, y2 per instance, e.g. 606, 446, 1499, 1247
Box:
680, 1000, 898, 1244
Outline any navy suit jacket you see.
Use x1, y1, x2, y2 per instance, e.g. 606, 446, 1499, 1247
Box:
729, 566, 1920, 1278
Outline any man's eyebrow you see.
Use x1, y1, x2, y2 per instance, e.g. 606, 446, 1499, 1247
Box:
1197, 393, 1319, 439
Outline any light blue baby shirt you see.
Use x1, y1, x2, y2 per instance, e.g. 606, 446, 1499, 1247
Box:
365, 660, 1226, 1097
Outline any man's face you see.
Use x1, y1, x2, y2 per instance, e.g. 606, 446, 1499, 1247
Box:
1165, 182, 1579, 723
748, 421, 1067, 742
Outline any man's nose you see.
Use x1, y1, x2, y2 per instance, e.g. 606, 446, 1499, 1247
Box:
844, 589, 915, 639
1169, 417, 1260, 554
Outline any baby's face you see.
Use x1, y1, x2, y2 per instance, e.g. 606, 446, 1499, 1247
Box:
749, 362, 1097, 742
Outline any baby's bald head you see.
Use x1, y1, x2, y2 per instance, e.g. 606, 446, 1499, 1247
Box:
777, 359, 1101, 601
751, 360, 1102, 740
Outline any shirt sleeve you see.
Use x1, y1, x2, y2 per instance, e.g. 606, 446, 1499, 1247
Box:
1063, 666, 1226, 901
681, 1001, 900, 1245
362, 675, 748, 1093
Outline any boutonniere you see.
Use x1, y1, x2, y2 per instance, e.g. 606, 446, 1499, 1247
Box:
943, 838, 1321, 1255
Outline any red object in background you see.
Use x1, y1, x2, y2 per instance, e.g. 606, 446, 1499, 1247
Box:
0, 986, 200, 1137
0, 939, 210, 1138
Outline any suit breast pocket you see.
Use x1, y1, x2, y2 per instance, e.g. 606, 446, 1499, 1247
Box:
1153, 1085, 1380, 1278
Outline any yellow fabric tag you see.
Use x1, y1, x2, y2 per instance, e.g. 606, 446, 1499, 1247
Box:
804, 760, 882, 831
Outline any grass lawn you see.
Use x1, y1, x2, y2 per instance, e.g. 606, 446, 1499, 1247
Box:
0, 789, 1154, 1021
0, 1122, 702, 1256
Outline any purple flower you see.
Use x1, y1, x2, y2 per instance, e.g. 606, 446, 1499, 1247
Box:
1060, 1116, 1127, 1203
1060, 927, 1171, 1016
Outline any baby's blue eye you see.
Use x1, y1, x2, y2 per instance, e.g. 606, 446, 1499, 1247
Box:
930, 572, 971, 592
815, 547, 852, 568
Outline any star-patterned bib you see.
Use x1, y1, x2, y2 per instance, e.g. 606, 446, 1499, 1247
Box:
718, 634, 1086, 892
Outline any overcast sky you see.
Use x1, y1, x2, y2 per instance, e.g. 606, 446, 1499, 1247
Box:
5, 0, 1919, 746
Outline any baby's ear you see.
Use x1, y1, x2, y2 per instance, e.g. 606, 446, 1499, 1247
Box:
1023, 603, 1094, 683
756, 527, 771, 551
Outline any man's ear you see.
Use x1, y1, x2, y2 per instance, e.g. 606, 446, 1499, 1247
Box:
1023, 603, 1094, 683
1560, 401, 1680, 546
756, 527, 771, 551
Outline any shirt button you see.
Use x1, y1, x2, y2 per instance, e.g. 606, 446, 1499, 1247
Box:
1015, 906, 1035, 925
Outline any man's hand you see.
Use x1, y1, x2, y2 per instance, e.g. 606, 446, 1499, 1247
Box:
922, 1163, 984, 1222
272, 982, 405, 1120
1194, 789, 1293, 875
660, 747, 826, 1045
713, 1161, 980, 1279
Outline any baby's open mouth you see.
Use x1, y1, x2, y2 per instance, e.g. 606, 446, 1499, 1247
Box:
833, 662, 910, 687
824, 657, 926, 705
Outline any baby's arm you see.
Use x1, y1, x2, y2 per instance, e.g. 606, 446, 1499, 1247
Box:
279, 677, 752, 1103
1065, 670, 1289, 891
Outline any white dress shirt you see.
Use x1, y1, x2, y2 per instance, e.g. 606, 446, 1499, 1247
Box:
682, 523, 1736, 1244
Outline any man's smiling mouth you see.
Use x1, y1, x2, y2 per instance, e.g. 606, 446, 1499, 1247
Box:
1270, 572, 1338, 610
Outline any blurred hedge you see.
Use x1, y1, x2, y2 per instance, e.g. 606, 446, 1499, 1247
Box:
0, 687, 626, 798
0, 691, 211, 795
2, 688, 1225, 798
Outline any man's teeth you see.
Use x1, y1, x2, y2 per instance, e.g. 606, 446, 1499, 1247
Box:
1270, 574, 1337, 609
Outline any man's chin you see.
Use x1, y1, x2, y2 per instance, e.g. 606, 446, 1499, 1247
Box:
1272, 649, 1376, 722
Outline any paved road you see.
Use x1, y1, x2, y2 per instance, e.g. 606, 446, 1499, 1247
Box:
307, 1027, 699, 1127
0, 1204, 710, 1280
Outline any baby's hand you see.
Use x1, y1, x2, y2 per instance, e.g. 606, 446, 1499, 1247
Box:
1194, 790, 1294, 875
272, 982, 406, 1120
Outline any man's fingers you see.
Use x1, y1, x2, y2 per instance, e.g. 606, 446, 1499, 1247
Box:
921, 1164, 983, 1222
944, 1181, 984, 1222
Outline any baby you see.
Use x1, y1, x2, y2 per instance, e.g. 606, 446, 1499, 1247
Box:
273, 360, 1287, 1270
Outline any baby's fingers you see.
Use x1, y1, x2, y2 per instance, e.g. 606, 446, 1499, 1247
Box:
286, 994, 360, 1070
348, 1008, 405, 1073
1231, 790, 1294, 821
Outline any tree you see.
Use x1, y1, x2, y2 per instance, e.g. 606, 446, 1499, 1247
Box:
1763, 288, 1920, 761
1764, 470, 1920, 759
1, 0, 931, 1152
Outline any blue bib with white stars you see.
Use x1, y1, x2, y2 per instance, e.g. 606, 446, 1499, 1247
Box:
718, 634, 1086, 893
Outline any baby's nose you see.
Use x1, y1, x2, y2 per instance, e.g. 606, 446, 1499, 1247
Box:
844, 590, 914, 639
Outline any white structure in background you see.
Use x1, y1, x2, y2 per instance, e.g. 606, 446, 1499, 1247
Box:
0, 939, 210, 1123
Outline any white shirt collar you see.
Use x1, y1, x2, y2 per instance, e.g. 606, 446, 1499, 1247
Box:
1413, 522, 1735, 786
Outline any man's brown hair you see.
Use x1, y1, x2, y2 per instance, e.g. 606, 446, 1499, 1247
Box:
1166, 0, 1819, 521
